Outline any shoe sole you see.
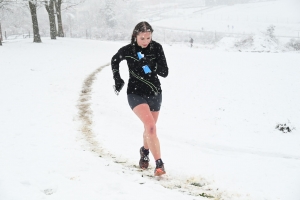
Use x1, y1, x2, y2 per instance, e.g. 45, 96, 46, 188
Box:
139, 162, 149, 169
139, 148, 149, 169
154, 168, 166, 176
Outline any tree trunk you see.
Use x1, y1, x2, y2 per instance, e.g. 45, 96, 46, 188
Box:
45, 0, 57, 39
0, 22, 2, 46
54, 0, 64, 37
29, 1, 42, 43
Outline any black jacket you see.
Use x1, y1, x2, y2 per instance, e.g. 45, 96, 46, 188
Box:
111, 40, 168, 96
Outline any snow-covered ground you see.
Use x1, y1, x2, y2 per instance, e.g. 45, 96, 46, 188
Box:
1, 37, 300, 200
150, 0, 300, 37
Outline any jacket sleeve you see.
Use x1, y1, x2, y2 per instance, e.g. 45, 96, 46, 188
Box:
111, 48, 125, 80
155, 44, 169, 78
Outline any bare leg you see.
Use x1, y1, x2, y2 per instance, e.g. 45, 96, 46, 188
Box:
143, 111, 159, 149
133, 104, 161, 160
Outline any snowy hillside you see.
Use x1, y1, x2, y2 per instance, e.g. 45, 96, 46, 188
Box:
150, 0, 300, 37
145, 0, 300, 52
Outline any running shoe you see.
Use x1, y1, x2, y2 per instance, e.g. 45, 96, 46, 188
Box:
139, 147, 150, 169
154, 159, 166, 176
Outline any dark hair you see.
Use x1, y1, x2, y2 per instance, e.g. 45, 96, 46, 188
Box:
130, 21, 154, 45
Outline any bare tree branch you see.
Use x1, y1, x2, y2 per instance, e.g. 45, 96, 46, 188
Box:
61, 0, 85, 11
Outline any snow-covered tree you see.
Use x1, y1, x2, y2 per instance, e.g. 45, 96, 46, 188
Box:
5, 0, 44, 43
0, 22, 2, 45
0, 0, 12, 45
28, 0, 42, 42
54, 0, 85, 37
45, 0, 56, 39
266, 25, 275, 40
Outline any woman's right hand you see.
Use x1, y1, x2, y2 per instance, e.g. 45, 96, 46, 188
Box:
114, 77, 125, 92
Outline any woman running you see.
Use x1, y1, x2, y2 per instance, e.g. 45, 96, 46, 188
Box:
111, 21, 169, 176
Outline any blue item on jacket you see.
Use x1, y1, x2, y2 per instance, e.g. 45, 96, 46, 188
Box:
137, 52, 151, 74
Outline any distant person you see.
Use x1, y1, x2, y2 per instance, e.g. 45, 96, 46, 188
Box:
110, 21, 169, 176
190, 37, 194, 47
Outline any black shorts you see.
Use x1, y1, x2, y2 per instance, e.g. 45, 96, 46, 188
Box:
127, 94, 162, 111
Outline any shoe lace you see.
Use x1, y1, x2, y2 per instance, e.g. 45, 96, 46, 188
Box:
141, 149, 150, 162
142, 154, 150, 162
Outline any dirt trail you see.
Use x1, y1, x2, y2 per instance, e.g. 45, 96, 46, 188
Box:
77, 63, 109, 156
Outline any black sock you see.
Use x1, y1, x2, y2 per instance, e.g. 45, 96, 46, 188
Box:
142, 146, 149, 155
155, 158, 164, 167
